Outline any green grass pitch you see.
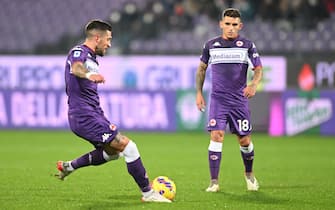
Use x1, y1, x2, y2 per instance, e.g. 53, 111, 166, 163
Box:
0, 130, 335, 210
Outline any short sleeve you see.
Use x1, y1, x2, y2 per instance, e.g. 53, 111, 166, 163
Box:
68, 47, 87, 65
248, 42, 262, 69
200, 42, 210, 64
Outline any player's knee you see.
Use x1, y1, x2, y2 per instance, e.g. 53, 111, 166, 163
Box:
109, 132, 129, 152
239, 135, 251, 146
103, 150, 120, 161
122, 140, 140, 163
211, 131, 224, 142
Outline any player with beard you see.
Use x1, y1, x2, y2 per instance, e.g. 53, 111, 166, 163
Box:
56, 19, 171, 203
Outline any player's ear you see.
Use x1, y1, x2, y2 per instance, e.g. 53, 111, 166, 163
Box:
95, 34, 100, 43
219, 20, 224, 29
239, 22, 243, 30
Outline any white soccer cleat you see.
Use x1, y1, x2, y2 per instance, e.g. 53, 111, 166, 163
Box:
245, 175, 259, 191
141, 190, 172, 203
206, 183, 220, 192
55, 161, 73, 180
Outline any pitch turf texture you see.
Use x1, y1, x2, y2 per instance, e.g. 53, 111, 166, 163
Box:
0, 131, 334, 210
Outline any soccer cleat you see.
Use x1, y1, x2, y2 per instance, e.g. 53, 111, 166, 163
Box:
206, 183, 220, 192
245, 175, 259, 191
141, 190, 172, 203
55, 161, 73, 180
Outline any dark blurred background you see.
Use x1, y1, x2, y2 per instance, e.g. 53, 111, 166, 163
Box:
1, 0, 334, 55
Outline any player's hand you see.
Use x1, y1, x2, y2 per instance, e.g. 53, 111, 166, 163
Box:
243, 84, 257, 98
87, 73, 105, 84
196, 92, 206, 112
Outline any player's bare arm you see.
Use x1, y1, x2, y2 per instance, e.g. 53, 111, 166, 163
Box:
196, 61, 208, 111
243, 66, 263, 98
196, 61, 208, 92
71, 61, 105, 83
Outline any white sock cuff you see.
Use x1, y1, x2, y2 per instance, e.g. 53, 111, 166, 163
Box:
123, 140, 140, 163
208, 140, 222, 152
240, 142, 254, 153
67, 161, 74, 171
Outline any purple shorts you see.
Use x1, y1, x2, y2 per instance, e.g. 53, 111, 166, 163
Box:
68, 111, 119, 148
207, 96, 252, 136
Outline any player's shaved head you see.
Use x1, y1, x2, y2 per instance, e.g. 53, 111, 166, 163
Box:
85, 19, 112, 38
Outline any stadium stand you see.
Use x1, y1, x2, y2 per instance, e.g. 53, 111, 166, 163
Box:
0, 0, 334, 54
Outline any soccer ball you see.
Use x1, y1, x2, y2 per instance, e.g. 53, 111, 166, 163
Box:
151, 176, 176, 200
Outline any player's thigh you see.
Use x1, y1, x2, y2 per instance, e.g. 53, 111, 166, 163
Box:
208, 97, 229, 131
69, 112, 119, 147
228, 107, 252, 136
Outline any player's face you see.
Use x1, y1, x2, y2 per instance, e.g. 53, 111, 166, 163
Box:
95, 31, 112, 56
220, 16, 242, 40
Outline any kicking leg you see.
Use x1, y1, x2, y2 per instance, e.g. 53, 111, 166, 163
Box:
56, 147, 120, 180
110, 133, 171, 202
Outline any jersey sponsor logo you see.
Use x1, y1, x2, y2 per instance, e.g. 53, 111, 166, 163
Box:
209, 48, 248, 64
252, 53, 259, 58
236, 41, 243, 47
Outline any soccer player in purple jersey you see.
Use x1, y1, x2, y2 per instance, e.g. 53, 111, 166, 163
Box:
55, 19, 170, 203
196, 8, 263, 192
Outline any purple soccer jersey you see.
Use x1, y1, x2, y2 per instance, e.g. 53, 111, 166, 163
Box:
65, 45, 101, 113
200, 36, 262, 135
65, 44, 118, 146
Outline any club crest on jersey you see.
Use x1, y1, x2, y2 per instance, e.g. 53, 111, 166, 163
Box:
109, 124, 117, 131
209, 119, 217, 127
236, 41, 243, 47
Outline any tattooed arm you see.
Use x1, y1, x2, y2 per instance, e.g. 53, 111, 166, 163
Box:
71, 61, 105, 83
196, 61, 208, 111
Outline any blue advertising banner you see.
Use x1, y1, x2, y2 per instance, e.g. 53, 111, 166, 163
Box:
0, 90, 176, 131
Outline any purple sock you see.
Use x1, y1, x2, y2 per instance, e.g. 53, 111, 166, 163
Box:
241, 150, 254, 173
208, 151, 222, 180
126, 158, 151, 192
71, 148, 107, 169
